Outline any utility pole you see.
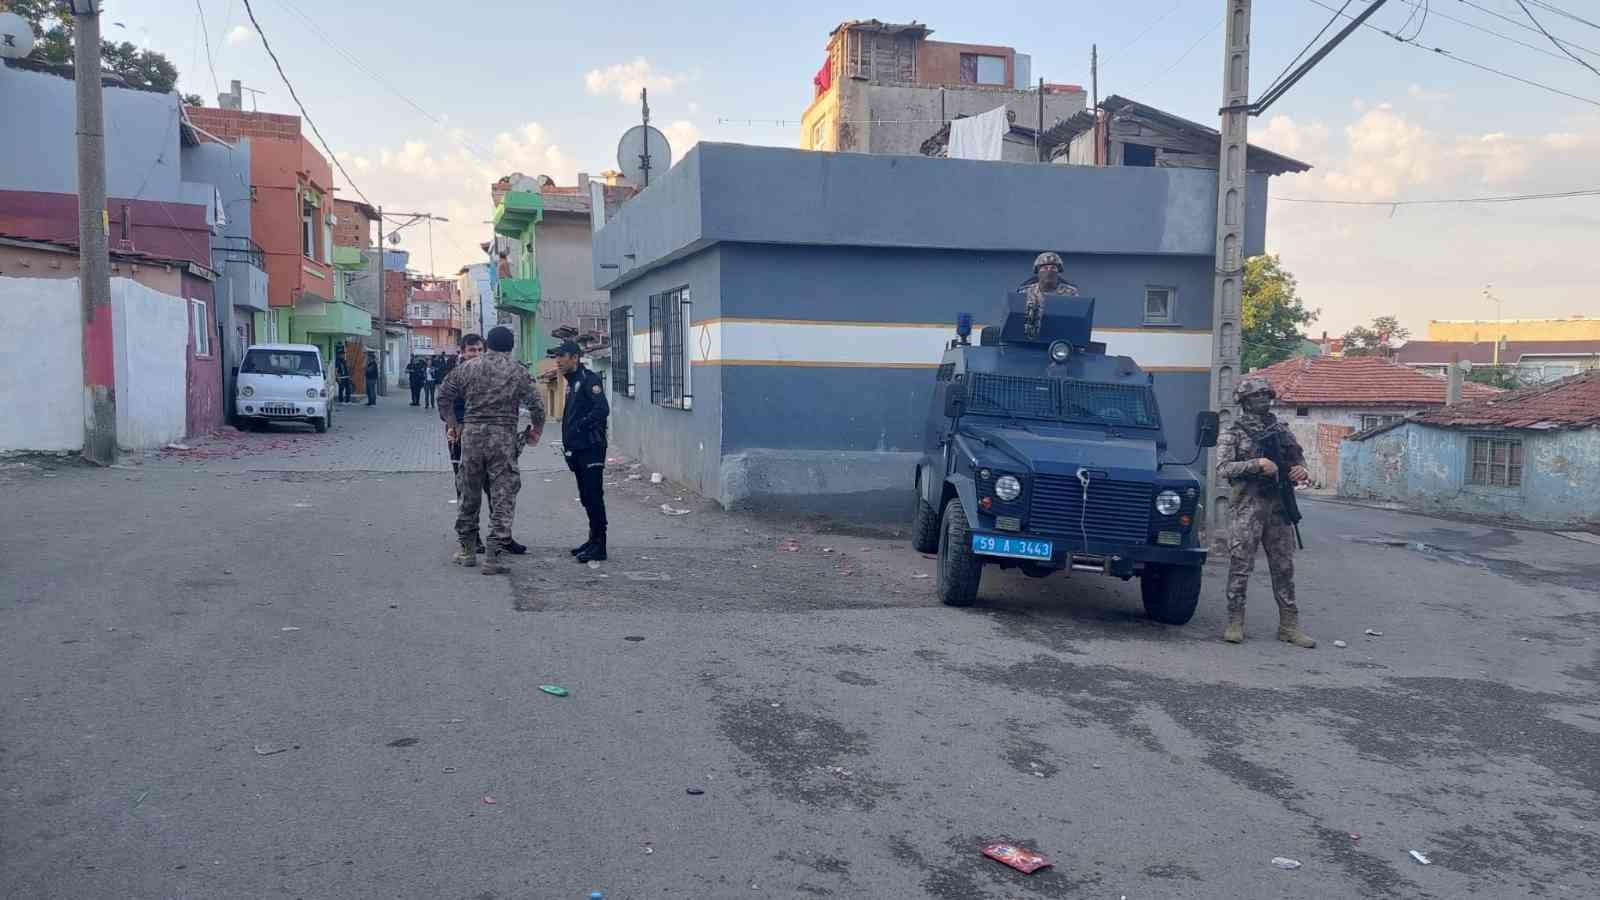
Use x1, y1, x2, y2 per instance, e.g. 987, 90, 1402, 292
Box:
73, 0, 116, 465
1206, 0, 1251, 534
373, 204, 386, 396
1091, 44, 1099, 164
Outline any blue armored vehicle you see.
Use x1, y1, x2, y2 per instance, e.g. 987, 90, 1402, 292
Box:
911, 293, 1219, 623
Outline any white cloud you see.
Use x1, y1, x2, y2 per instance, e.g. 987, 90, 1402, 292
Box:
1406, 83, 1453, 104
660, 120, 701, 161
333, 122, 578, 277
225, 25, 254, 46
584, 57, 690, 103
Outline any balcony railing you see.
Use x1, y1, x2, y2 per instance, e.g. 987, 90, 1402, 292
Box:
212, 236, 265, 270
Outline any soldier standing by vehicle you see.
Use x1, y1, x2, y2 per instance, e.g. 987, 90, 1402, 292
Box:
1022, 251, 1079, 340
1216, 376, 1316, 648
552, 340, 610, 563
437, 326, 544, 575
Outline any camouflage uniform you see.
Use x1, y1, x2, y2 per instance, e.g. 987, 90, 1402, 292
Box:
1023, 251, 1080, 340
1216, 376, 1315, 647
437, 351, 545, 571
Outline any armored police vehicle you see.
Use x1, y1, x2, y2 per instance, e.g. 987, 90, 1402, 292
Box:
911, 293, 1219, 623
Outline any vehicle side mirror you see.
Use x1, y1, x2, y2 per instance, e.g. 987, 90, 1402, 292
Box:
1194, 410, 1220, 448
944, 384, 967, 419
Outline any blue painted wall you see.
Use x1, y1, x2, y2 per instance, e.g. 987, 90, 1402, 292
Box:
1339, 424, 1600, 527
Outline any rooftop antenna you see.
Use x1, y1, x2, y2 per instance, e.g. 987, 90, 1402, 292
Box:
241, 85, 266, 113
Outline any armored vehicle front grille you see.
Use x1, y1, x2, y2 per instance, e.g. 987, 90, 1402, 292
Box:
967, 374, 1057, 419
1029, 476, 1153, 546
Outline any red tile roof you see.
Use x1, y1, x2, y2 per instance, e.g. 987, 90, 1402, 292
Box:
1409, 371, 1600, 431
1255, 355, 1500, 407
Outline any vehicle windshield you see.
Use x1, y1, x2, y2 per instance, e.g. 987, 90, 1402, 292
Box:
965, 373, 1161, 428
242, 349, 321, 376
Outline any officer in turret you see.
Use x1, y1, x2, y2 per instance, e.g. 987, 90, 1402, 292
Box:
1021, 251, 1080, 340
1215, 376, 1316, 648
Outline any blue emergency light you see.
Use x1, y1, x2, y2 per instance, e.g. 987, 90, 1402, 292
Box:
956, 312, 973, 341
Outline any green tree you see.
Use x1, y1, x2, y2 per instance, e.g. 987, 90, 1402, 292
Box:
12, 1, 184, 93
1242, 254, 1319, 371
1467, 366, 1519, 390
1342, 315, 1412, 357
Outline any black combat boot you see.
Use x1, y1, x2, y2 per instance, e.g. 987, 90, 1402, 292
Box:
576, 532, 606, 564
570, 530, 594, 556
506, 538, 528, 555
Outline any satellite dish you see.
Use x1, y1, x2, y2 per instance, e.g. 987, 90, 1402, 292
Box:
616, 125, 671, 188
0, 12, 36, 59
388, 232, 402, 245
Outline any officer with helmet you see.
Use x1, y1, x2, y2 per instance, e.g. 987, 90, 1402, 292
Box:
1215, 376, 1316, 647
1022, 251, 1079, 340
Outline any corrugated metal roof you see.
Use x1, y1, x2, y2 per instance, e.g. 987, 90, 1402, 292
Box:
1043, 95, 1312, 175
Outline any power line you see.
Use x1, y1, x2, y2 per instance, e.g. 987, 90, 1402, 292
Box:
1527, 0, 1600, 34
194, 0, 221, 97
1453, 0, 1600, 60
1104, 0, 1186, 64
1265, 1, 1356, 100
1515, 0, 1600, 79
1129, 16, 1223, 95
1302, 0, 1600, 108
1272, 187, 1600, 205
1386, 0, 1599, 66
240, 0, 374, 206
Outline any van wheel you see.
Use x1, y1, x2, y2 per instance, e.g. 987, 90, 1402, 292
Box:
910, 473, 940, 554
312, 416, 328, 434
936, 496, 982, 607
1141, 564, 1202, 625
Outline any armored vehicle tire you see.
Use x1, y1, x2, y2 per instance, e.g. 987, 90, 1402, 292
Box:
937, 496, 982, 607
1141, 564, 1202, 625
910, 475, 940, 554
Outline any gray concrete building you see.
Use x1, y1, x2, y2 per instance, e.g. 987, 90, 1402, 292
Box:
595, 143, 1299, 516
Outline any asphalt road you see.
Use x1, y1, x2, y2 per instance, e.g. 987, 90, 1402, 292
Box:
2, 400, 1597, 899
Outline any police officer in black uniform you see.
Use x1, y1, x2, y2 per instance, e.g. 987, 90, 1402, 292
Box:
553, 340, 610, 563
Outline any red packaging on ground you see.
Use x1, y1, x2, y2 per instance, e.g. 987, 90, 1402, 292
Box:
980, 841, 1053, 874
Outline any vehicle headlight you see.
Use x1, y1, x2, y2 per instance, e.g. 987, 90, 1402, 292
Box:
241, 386, 254, 398
306, 388, 318, 399
995, 475, 1023, 502
1155, 489, 1183, 516
1048, 341, 1071, 363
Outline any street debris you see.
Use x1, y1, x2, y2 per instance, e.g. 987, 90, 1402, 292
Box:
441, 767, 457, 774
253, 743, 296, 756
1365, 629, 1384, 637
621, 571, 670, 582
912, 573, 930, 579
820, 765, 853, 778
1333, 640, 1348, 648
980, 841, 1052, 874
590, 892, 604, 900
1409, 850, 1432, 865
624, 635, 646, 642
921, 553, 938, 560
1349, 833, 1361, 841
164, 443, 191, 451
821, 547, 834, 554
686, 786, 705, 795
1271, 857, 1303, 870
660, 504, 692, 516
482, 795, 497, 805
280, 626, 301, 632
627, 474, 642, 480
650, 472, 663, 484
539, 685, 570, 698
386, 737, 419, 748
778, 539, 802, 552
587, 560, 601, 570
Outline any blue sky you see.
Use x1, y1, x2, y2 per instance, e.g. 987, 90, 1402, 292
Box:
117, 0, 1600, 334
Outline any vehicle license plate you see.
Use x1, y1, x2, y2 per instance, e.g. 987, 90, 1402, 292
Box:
971, 534, 1053, 561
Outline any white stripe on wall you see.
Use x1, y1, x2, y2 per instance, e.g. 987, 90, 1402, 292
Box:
630, 320, 1213, 371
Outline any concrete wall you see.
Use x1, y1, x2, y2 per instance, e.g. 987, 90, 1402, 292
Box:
858, 84, 1085, 156
0, 66, 181, 199
1279, 405, 1425, 489
0, 277, 83, 452
112, 278, 190, 449
1339, 423, 1600, 528
597, 144, 1265, 291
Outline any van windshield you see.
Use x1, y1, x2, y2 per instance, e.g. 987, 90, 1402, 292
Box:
966, 373, 1161, 428
242, 349, 321, 376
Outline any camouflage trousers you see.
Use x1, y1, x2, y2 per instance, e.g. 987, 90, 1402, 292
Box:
1225, 495, 1298, 613
456, 423, 521, 554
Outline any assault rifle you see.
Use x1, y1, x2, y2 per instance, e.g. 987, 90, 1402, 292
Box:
1257, 428, 1305, 549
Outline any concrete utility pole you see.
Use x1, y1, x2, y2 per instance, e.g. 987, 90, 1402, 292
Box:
73, 1, 116, 465
1206, 0, 1251, 533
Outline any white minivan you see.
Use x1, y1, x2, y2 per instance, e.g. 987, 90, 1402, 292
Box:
236, 343, 334, 433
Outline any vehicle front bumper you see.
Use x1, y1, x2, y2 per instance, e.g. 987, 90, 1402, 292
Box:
972, 528, 1207, 575
237, 398, 328, 419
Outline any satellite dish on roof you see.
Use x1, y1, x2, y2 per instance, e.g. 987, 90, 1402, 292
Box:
617, 125, 671, 188
0, 12, 36, 59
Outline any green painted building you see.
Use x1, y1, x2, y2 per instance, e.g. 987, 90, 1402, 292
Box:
491, 190, 543, 366
288, 246, 374, 364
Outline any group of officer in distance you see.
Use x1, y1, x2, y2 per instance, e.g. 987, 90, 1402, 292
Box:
434, 326, 610, 575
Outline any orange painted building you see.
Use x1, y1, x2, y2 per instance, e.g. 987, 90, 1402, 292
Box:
406, 277, 462, 354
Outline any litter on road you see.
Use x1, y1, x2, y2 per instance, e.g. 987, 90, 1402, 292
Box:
1271, 857, 1303, 870
280, 626, 301, 632
1410, 850, 1432, 865
1365, 629, 1384, 637
660, 504, 692, 516
1333, 640, 1348, 648
252, 743, 296, 756
539, 685, 570, 697
650, 473, 663, 483
686, 786, 705, 795
386, 737, 419, 747
980, 841, 1053, 874
482, 795, 497, 805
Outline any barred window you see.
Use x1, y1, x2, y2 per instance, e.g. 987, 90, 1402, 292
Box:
1469, 436, 1522, 488
610, 306, 634, 397
649, 287, 691, 409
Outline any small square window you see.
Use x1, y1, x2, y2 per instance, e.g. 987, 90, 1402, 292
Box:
1296, 407, 1311, 418
1144, 287, 1174, 324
